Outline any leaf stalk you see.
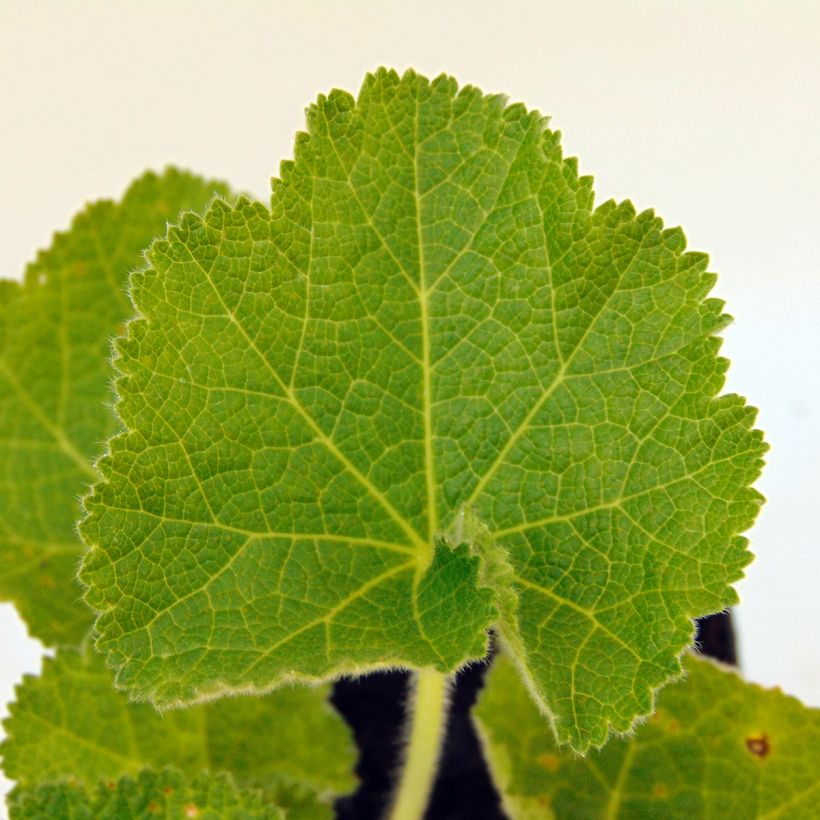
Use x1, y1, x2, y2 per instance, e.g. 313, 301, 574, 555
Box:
389, 668, 451, 820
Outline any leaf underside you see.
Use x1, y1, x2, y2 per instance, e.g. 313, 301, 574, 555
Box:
80, 68, 765, 750
8, 768, 282, 820
0, 169, 231, 645
1, 648, 355, 817
475, 653, 820, 818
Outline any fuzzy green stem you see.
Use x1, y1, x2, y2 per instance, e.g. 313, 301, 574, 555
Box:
389, 668, 451, 820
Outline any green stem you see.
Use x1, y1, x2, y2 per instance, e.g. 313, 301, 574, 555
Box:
389, 668, 451, 820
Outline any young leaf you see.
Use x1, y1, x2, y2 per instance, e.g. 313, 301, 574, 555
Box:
475, 654, 820, 818
1, 648, 355, 817
79, 68, 765, 750
9, 768, 282, 820
0, 169, 230, 645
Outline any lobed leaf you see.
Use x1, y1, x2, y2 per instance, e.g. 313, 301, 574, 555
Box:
8, 768, 281, 820
0, 169, 231, 645
80, 68, 765, 750
475, 654, 820, 818
1, 648, 355, 817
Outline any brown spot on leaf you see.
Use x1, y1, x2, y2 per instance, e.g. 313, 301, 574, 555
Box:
184, 805, 200, 818
106, 781, 115, 790
745, 734, 770, 757
537, 753, 559, 772
653, 783, 669, 798
666, 719, 678, 733
162, 786, 174, 795
147, 802, 159, 813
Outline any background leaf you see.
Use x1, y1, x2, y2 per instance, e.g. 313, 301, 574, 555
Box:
1, 648, 355, 818
80, 69, 765, 750
8, 768, 282, 820
475, 654, 820, 818
0, 169, 230, 645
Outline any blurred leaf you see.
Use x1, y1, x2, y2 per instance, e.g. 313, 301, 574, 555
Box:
1, 648, 355, 817
475, 653, 820, 818
0, 169, 230, 645
9, 767, 281, 820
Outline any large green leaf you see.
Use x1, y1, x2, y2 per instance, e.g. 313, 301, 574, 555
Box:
475, 654, 820, 818
1, 648, 355, 817
9, 768, 282, 820
80, 68, 765, 750
0, 169, 230, 645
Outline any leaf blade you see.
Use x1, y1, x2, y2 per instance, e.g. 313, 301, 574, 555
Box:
0, 169, 231, 645
475, 653, 820, 818
80, 69, 765, 750
9, 768, 282, 820
1, 648, 355, 816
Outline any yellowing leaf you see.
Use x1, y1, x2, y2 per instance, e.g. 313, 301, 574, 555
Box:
80, 69, 765, 750
0, 169, 230, 645
475, 654, 820, 818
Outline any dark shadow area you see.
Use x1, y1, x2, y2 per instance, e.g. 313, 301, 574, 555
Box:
333, 669, 408, 819
333, 612, 737, 819
694, 610, 737, 665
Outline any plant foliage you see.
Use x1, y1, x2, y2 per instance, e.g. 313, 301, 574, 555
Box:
78, 69, 765, 751
3, 66, 810, 820
0, 173, 355, 819
0, 169, 230, 645
475, 653, 820, 818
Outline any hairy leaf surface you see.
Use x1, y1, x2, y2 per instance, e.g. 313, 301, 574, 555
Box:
475, 654, 820, 818
9, 768, 281, 820
80, 69, 765, 750
0, 169, 230, 645
1, 648, 354, 817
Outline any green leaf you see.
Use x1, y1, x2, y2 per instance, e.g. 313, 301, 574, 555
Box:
1, 648, 355, 816
475, 654, 820, 818
9, 768, 282, 820
249, 780, 333, 820
79, 68, 765, 750
0, 169, 231, 645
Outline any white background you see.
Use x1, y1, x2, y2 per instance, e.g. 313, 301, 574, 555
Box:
1, 0, 819, 804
